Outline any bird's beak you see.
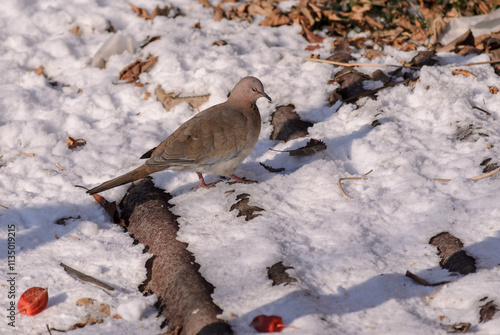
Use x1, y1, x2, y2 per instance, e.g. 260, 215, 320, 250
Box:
258, 90, 272, 102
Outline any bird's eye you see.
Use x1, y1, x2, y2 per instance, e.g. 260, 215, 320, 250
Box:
252, 87, 258, 92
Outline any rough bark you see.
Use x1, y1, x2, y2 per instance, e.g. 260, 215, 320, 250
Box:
119, 177, 232, 335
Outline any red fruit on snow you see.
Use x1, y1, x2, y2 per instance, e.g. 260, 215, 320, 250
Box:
251, 315, 285, 333
18, 287, 49, 316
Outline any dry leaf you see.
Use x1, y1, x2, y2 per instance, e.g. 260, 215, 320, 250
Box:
29, 65, 45, 76
119, 55, 158, 83
230, 193, 264, 221
144, 92, 151, 100
67, 136, 87, 149
267, 262, 297, 286
301, 23, 324, 44
155, 86, 210, 111
490, 86, 499, 94
91, 193, 125, 227
99, 303, 111, 316
212, 40, 227, 46
259, 162, 285, 173
260, 7, 291, 27
480, 300, 498, 323
305, 44, 321, 51
76, 298, 96, 306
70, 26, 81, 36
270, 104, 312, 142
130, 4, 151, 20
288, 139, 326, 156
139, 36, 161, 49
452, 69, 477, 77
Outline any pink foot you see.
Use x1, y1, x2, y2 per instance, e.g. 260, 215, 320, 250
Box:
193, 173, 221, 190
228, 174, 257, 184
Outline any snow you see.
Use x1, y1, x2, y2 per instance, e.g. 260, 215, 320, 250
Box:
1, 1, 500, 334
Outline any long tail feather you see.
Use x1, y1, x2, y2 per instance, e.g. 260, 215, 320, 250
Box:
87, 165, 163, 195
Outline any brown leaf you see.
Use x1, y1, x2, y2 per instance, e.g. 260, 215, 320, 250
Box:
480, 300, 498, 323
305, 44, 321, 51
144, 92, 151, 100
139, 36, 161, 49
260, 7, 291, 27
67, 136, 87, 149
259, 162, 285, 173
452, 69, 477, 77
489, 86, 499, 94
230, 193, 264, 221
76, 298, 96, 306
446, 323, 471, 333
92, 193, 125, 227
70, 26, 81, 36
288, 139, 327, 156
99, 303, 111, 316
193, 21, 201, 29
151, 5, 174, 20
155, 86, 210, 111
365, 49, 386, 60
212, 40, 227, 46
130, 4, 151, 20
199, 0, 214, 9
429, 232, 476, 275
270, 104, 312, 142
267, 262, 297, 286
119, 55, 158, 83
70, 315, 103, 330
29, 65, 45, 76
301, 23, 324, 44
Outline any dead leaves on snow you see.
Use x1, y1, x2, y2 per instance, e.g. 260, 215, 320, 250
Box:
155, 86, 210, 111
119, 55, 158, 84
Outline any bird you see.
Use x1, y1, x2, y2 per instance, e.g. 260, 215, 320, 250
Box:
87, 76, 271, 195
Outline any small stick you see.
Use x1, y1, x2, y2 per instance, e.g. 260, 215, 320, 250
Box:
449, 60, 500, 67
47, 324, 53, 335
472, 106, 492, 116
55, 163, 66, 171
19, 152, 35, 156
0, 204, 8, 209
405, 270, 451, 287
434, 168, 500, 182
60, 262, 114, 291
306, 57, 422, 70
339, 177, 368, 199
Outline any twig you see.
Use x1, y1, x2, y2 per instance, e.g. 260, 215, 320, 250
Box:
339, 177, 368, 199
55, 163, 66, 171
434, 168, 500, 182
449, 60, 500, 67
306, 57, 422, 70
19, 152, 35, 156
0, 204, 8, 209
405, 270, 451, 287
60, 262, 114, 291
47, 324, 53, 335
472, 106, 492, 116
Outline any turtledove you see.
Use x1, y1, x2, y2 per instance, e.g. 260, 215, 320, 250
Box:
87, 76, 271, 194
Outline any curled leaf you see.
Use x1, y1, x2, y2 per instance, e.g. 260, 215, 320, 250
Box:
67, 136, 87, 149
288, 139, 326, 156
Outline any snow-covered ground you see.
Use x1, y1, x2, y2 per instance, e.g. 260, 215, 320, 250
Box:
1, 1, 500, 334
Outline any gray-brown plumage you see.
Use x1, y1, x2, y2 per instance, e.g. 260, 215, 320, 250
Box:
87, 76, 271, 195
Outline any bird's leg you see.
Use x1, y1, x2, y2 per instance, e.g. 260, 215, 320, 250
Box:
193, 172, 221, 190
229, 174, 257, 184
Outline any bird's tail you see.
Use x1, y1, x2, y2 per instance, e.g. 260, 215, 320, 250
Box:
87, 165, 164, 195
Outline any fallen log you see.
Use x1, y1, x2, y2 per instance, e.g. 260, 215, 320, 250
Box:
119, 177, 232, 335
